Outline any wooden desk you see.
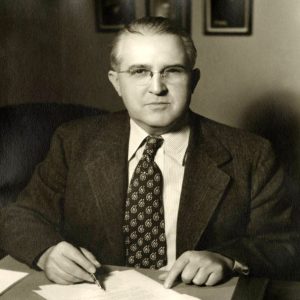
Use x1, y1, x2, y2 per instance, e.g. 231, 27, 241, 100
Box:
0, 256, 238, 300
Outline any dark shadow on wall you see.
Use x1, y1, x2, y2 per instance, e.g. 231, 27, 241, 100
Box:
240, 92, 300, 224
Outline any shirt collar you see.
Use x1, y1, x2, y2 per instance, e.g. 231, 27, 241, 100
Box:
128, 119, 190, 166
128, 119, 149, 161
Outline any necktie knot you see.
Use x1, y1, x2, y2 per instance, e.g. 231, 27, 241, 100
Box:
143, 136, 163, 162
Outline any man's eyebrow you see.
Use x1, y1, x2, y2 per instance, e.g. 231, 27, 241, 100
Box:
128, 64, 151, 69
163, 64, 187, 69
128, 64, 187, 69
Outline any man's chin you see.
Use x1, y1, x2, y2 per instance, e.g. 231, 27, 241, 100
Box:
143, 119, 185, 135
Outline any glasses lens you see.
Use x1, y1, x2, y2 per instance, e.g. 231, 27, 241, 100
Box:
128, 68, 151, 85
163, 67, 187, 82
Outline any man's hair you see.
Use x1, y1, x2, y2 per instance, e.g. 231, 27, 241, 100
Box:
110, 17, 197, 70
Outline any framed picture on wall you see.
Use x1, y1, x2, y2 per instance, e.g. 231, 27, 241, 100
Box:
95, 0, 136, 31
205, 0, 252, 35
146, 0, 191, 33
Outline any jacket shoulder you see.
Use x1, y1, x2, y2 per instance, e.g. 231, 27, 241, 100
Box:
198, 114, 272, 150
54, 111, 129, 143
191, 114, 274, 165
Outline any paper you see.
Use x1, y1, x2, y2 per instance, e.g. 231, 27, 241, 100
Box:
0, 269, 28, 295
34, 270, 200, 300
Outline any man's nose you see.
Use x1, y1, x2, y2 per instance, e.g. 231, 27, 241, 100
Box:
148, 73, 168, 95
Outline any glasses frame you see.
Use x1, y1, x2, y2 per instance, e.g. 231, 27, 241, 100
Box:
117, 66, 190, 85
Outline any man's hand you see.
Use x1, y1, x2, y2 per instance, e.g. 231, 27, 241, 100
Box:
37, 241, 101, 284
159, 250, 234, 288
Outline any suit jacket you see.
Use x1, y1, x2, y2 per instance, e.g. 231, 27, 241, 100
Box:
0, 111, 297, 278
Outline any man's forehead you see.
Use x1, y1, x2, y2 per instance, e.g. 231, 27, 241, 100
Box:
119, 32, 182, 46
117, 33, 188, 66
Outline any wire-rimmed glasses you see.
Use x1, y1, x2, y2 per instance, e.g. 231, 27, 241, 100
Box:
117, 66, 190, 85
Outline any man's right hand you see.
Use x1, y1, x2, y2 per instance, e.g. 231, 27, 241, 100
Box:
37, 241, 101, 284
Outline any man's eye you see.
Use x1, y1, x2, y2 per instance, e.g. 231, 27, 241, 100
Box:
165, 67, 185, 74
130, 69, 149, 75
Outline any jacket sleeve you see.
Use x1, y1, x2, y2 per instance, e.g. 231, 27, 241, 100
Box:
0, 127, 69, 267
211, 141, 299, 279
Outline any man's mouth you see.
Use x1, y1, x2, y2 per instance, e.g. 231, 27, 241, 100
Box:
146, 102, 170, 106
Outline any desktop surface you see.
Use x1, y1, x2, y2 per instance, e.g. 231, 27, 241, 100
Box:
0, 255, 238, 300
3, 255, 300, 300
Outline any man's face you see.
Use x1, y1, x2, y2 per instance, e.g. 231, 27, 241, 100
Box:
108, 33, 199, 135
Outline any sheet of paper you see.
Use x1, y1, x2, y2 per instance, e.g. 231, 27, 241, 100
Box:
34, 270, 200, 300
0, 269, 28, 295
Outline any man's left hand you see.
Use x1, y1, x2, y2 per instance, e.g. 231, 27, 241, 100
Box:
159, 250, 234, 288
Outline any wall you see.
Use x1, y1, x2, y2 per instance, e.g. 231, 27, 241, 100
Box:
59, 0, 122, 112
0, 1, 62, 105
191, 0, 300, 128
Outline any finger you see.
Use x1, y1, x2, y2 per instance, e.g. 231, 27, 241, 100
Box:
46, 262, 85, 284
62, 244, 96, 274
181, 262, 200, 284
56, 255, 94, 283
37, 246, 54, 270
164, 254, 189, 288
192, 268, 210, 286
205, 272, 223, 286
80, 247, 101, 268
50, 276, 71, 285
158, 272, 168, 281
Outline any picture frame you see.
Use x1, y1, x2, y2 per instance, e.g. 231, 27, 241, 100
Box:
205, 0, 252, 35
146, 0, 191, 33
95, 0, 136, 31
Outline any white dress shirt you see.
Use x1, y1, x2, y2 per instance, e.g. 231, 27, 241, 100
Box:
128, 119, 190, 270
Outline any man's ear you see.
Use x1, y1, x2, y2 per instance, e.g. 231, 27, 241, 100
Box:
191, 68, 200, 93
108, 70, 122, 97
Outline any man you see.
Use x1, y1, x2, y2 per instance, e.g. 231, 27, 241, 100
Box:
0, 17, 297, 287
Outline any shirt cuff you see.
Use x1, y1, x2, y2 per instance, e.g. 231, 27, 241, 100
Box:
233, 260, 250, 276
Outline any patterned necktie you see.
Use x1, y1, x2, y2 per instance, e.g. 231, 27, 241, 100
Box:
123, 136, 167, 269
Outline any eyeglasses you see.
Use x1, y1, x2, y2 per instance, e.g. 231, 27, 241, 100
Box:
117, 66, 190, 85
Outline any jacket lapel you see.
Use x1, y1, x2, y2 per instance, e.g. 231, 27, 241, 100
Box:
84, 112, 129, 263
177, 114, 232, 256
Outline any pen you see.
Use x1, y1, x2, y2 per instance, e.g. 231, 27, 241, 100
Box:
76, 246, 105, 291
89, 271, 105, 291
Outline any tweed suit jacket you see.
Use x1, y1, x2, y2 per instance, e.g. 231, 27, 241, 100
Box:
0, 110, 297, 278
